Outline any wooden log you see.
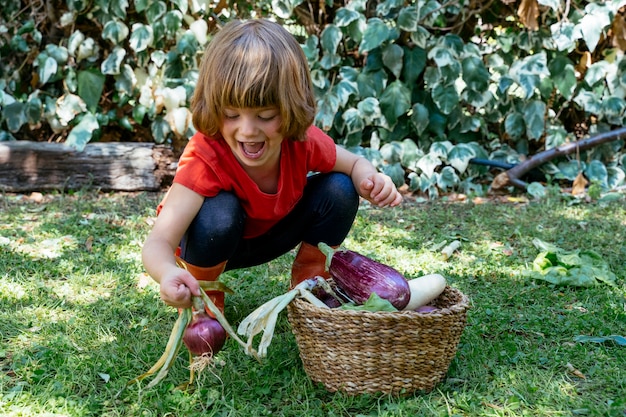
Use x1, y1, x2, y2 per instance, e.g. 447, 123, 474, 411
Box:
0, 141, 176, 192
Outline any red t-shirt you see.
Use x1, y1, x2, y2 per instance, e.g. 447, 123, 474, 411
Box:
163, 125, 337, 238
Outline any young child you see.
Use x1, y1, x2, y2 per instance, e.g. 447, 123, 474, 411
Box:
142, 18, 402, 313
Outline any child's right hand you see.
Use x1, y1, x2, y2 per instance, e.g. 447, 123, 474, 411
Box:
158, 266, 203, 309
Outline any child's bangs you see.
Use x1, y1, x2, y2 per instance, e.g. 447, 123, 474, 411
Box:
220, 54, 279, 109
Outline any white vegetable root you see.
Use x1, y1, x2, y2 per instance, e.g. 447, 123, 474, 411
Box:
402, 274, 447, 311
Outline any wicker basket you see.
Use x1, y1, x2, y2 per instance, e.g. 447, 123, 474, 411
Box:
287, 285, 470, 395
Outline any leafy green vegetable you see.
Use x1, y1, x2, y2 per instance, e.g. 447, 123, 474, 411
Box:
524, 238, 616, 287
340, 292, 398, 312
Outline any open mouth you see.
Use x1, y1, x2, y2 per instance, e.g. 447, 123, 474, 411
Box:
240, 141, 266, 159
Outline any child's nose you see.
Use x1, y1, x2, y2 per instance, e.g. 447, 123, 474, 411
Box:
238, 116, 258, 136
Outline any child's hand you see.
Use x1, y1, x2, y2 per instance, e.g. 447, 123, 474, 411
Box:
159, 266, 202, 309
359, 173, 403, 207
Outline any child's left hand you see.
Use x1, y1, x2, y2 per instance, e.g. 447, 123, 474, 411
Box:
358, 173, 403, 207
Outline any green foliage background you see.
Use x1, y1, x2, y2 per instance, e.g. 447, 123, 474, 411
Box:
1, 0, 626, 197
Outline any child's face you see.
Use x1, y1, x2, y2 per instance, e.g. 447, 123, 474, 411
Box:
220, 107, 284, 169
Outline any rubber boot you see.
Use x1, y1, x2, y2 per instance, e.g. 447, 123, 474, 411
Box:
290, 242, 335, 288
176, 257, 227, 315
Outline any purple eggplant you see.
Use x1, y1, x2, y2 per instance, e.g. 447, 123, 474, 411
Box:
318, 243, 410, 310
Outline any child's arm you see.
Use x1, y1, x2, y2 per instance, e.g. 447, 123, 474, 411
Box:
142, 183, 205, 308
333, 146, 403, 207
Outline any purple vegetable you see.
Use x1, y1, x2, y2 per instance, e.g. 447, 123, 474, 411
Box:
414, 305, 438, 313
183, 311, 227, 356
318, 243, 410, 310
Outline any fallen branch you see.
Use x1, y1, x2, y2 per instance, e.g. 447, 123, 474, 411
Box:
491, 127, 626, 191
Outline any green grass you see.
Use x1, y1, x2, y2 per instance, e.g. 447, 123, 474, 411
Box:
1, 190, 625, 417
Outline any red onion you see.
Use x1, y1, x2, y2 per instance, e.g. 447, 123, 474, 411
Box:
414, 305, 438, 313
183, 311, 227, 356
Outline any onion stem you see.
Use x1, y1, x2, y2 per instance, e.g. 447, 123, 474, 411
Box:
198, 289, 260, 361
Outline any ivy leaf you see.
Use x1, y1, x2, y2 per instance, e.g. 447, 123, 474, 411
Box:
359, 18, 390, 53
114, 64, 135, 95
607, 166, 626, 189
380, 141, 403, 164
77, 70, 105, 112
134, 0, 149, 12
4, 102, 27, 132
320, 24, 342, 55
544, 124, 569, 149
341, 108, 364, 135
585, 160, 608, 188
510, 52, 549, 98
549, 56, 577, 99
400, 138, 422, 171
315, 93, 341, 131
333, 79, 358, 107
357, 97, 382, 124
402, 46, 426, 85
557, 160, 584, 181
428, 46, 456, 67
145, 1, 167, 22
130, 23, 153, 52
523, 100, 546, 140
382, 44, 403, 79
379, 80, 411, 126
101, 46, 126, 75
431, 84, 459, 115
334, 8, 360, 27
462, 56, 490, 91
110, 0, 129, 19
272, 0, 300, 18
45, 44, 69, 64
602, 96, 626, 125
448, 143, 476, 174
577, 3, 611, 53
398, 6, 418, 31
526, 182, 546, 199
356, 69, 387, 98
437, 166, 459, 190
151, 116, 171, 144
102, 20, 129, 44
417, 153, 442, 178
584, 61, 608, 86
25, 96, 43, 124
410, 103, 429, 135
37, 55, 58, 85
56, 93, 87, 125
430, 141, 452, 159
574, 91, 602, 114
382, 163, 406, 187
320, 54, 341, 70
66, 113, 99, 152
163, 10, 183, 36
550, 21, 577, 52
504, 112, 525, 139
176, 32, 199, 57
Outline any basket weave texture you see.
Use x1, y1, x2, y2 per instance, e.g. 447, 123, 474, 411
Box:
287, 285, 470, 395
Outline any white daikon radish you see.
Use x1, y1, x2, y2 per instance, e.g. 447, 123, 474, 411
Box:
402, 274, 447, 311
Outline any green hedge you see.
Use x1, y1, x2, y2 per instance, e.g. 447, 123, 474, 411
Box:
1, 0, 625, 197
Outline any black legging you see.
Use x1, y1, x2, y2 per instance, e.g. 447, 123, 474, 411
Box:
179, 172, 359, 269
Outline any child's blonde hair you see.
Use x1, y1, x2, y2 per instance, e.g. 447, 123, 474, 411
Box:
191, 19, 316, 142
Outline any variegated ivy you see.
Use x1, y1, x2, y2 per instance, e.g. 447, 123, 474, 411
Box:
0, 0, 625, 197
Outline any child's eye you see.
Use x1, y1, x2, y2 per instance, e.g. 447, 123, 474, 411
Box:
258, 114, 276, 121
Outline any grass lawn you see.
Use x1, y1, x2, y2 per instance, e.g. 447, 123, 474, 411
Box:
1, 190, 625, 417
